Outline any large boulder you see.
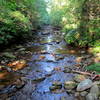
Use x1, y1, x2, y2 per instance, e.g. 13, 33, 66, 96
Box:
77, 79, 93, 91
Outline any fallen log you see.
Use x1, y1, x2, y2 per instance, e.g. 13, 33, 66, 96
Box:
72, 70, 100, 80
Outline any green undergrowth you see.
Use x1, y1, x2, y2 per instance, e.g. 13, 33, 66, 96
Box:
92, 41, 100, 53
85, 63, 100, 74
0, 0, 48, 45
0, 10, 32, 44
93, 46, 100, 53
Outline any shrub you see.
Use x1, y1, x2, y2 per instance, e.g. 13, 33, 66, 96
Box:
85, 63, 100, 74
0, 10, 32, 44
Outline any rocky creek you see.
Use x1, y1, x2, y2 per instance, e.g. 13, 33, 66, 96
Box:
0, 26, 99, 100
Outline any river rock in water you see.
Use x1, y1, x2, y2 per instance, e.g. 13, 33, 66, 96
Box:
49, 81, 62, 91
74, 74, 86, 83
64, 81, 77, 90
77, 79, 93, 91
3, 52, 16, 59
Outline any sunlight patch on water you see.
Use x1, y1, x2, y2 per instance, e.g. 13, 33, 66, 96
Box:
46, 45, 52, 53
44, 66, 54, 72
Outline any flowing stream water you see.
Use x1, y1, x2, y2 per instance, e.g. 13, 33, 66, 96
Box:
0, 26, 88, 100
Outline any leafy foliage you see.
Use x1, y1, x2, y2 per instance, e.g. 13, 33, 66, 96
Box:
79, 0, 100, 47
49, 0, 84, 28
85, 63, 100, 74
0, 0, 48, 45
0, 0, 100, 48
48, 0, 100, 47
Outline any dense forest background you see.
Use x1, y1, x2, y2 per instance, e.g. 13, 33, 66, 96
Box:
0, 0, 49, 44
0, 0, 100, 53
49, 0, 100, 48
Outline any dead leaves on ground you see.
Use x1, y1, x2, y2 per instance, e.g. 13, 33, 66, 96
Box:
7, 60, 27, 71
54, 67, 61, 71
39, 55, 45, 60
0, 70, 10, 80
76, 57, 83, 63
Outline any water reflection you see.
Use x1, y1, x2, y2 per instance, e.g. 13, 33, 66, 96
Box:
0, 69, 20, 86
46, 45, 52, 53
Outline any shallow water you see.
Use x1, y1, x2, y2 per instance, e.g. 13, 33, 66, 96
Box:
0, 26, 88, 100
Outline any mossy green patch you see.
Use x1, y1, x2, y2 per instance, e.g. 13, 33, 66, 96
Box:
85, 63, 100, 74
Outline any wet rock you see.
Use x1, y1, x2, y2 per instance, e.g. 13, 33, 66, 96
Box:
49, 86, 58, 91
63, 67, 71, 73
40, 50, 47, 54
0, 61, 6, 64
49, 81, 62, 91
74, 75, 86, 83
0, 65, 12, 72
64, 81, 77, 90
81, 51, 85, 54
19, 68, 29, 74
18, 48, 26, 51
0, 94, 8, 99
52, 81, 62, 87
55, 55, 64, 61
0, 85, 17, 95
3, 52, 16, 59
76, 57, 83, 63
90, 84, 99, 97
80, 91, 88, 97
20, 77, 27, 82
0, 85, 5, 90
27, 72, 46, 82
0, 65, 6, 70
0, 69, 21, 89
0, 69, 11, 80
83, 55, 92, 59
75, 92, 80, 97
16, 45, 24, 49
93, 81, 100, 86
77, 79, 93, 92
86, 93, 98, 100
60, 96, 68, 100
54, 67, 61, 71
14, 79, 25, 89
22, 81, 36, 95
33, 77, 46, 82
49, 85, 62, 91
39, 55, 45, 60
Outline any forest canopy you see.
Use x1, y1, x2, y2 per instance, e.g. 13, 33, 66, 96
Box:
48, 0, 100, 48
0, 0, 49, 44
0, 0, 100, 50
